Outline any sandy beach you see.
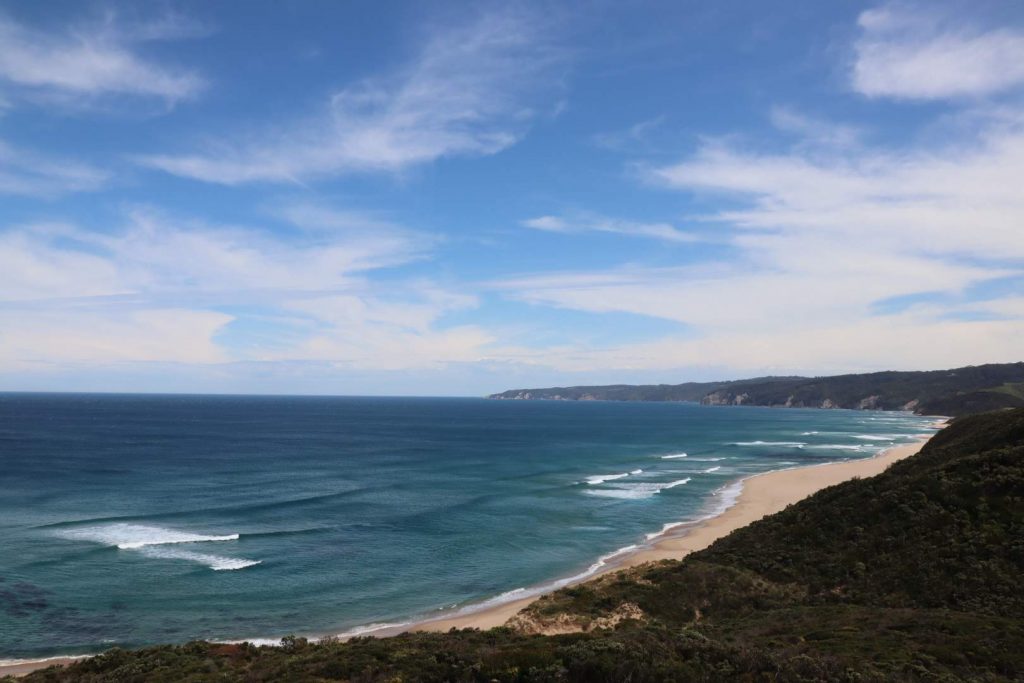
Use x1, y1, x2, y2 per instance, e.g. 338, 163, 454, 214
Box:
0, 428, 939, 678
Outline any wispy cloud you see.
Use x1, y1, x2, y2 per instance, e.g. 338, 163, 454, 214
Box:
522, 213, 701, 243
137, 7, 566, 184
0, 139, 109, 196
0, 207, 428, 304
0, 308, 232, 366
489, 104, 1024, 375
592, 115, 666, 151
0, 206, 492, 371
852, 2, 1024, 100
651, 114, 1024, 260
0, 11, 206, 106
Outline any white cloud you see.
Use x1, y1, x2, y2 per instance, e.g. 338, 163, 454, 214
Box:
0, 208, 428, 304
522, 213, 701, 243
768, 107, 861, 149
490, 314, 1024, 377
489, 105, 1024, 375
651, 116, 1024, 261
0, 207, 493, 372
592, 115, 666, 150
0, 309, 231, 366
0, 12, 205, 104
271, 291, 493, 370
852, 3, 1024, 100
137, 7, 565, 184
0, 139, 108, 196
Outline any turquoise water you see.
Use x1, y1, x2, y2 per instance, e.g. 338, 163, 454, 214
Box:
0, 394, 936, 660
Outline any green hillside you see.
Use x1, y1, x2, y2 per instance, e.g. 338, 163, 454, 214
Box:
15, 408, 1024, 681
489, 362, 1024, 416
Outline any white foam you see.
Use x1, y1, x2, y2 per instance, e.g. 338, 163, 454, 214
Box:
688, 456, 726, 461
336, 621, 414, 638
630, 468, 643, 475
801, 431, 819, 435
55, 523, 259, 570
414, 542, 645, 627
732, 441, 806, 447
808, 444, 865, 451
645, 521, 688, 541
138, 546, 261, 571
704, 466, 722, 473
643, 480, 747, 541
215, 637, 284, 647
852, 434, 897, 441
660, 452, 687, 459
585, 478, 691, 499
585, 472, 627, 485
57, 523, 240, 549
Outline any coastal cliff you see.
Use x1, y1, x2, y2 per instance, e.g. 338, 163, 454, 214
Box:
489, 361, 1024, 416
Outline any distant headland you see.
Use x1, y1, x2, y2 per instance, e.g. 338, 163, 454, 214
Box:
489, 362, 1024, 416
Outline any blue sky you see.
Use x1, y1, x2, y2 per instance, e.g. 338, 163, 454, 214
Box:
1, 0, 1023, 395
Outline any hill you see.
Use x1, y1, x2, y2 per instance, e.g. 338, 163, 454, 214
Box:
488, 362, 1024, 416
15, 408, 1024, 681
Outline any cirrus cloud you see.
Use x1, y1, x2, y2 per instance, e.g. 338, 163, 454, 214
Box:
852, 3, 1024, 100
137, 7, 567, 184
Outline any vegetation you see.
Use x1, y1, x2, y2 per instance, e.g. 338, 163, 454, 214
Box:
488, 361, 1024, 415
12, 409, 1024, 681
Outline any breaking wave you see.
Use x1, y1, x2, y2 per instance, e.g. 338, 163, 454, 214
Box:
585, 478, 691, 500
55, 523, 259, 571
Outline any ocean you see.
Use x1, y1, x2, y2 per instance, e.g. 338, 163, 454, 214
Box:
0, 393, 936, 660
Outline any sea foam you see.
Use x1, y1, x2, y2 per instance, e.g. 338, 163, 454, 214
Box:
57, 523, 239, 549
732, 441, 806, 447
139, 546, 262, 571
56, 523, 259, 570
584, 472, 631, 485
585, 478, 691, 499
660, 452, 688, 459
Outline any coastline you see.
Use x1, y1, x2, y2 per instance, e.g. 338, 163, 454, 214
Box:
400, 430, 938, 634
0, 424, 942, 678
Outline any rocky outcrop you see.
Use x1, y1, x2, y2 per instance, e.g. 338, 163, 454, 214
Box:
858, 395, 881, 410
701, 391, 750, 406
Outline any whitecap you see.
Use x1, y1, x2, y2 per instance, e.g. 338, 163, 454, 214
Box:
585, 478, 691, 500
138, 546, 261, 571
660, 452, 687, 459
55, 523, 259, 570
704, 466, 722, 473
584, 472, 631, 485
57, 523, 239, 549
732, 441, 806, 447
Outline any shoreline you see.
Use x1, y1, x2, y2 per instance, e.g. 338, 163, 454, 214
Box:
0, 424, 942, 677
397, 429, 940, 634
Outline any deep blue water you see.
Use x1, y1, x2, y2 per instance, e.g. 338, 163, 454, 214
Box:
0, 394, 936, 660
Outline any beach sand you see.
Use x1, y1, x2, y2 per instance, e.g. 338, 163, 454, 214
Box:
0, 658, 84, 678
0, 429, 940, 677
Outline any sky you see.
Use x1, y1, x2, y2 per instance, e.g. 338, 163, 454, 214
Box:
1, 0, 1023, 396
